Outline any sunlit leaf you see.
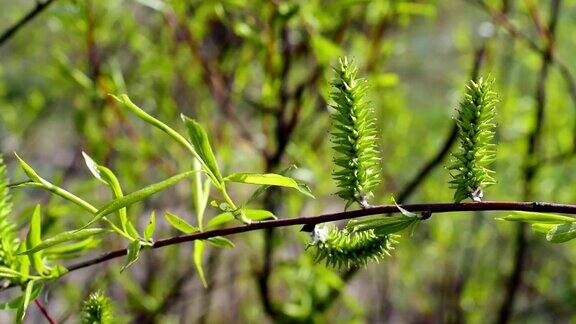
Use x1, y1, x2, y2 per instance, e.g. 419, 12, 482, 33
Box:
83, 171, 196, 228
19, 229, 109, 255
164, 211, 199, 234
194, 241, 207, 288
121, 240, 142, 272
144, 211, 156, 241
182, 115, 223, 184
206, 236, 234, 249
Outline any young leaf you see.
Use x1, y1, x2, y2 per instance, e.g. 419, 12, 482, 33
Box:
208, 209, 276, 228
25, 205, 45, 274
499, 212, 575, 224
82, 151, 106, 184
16, 280, 42, 324
164, 211, 199, 234
182, 115, 223, 184
19, 228, 109, 255
83, 151, 129, 233
121, 240, 142, 272
14, 153, 42, 183
111, 94, 193, 152
83, 171, 196, 228
194, 241, 207, 288
546, 222, 576, 243
144, 211, 156, 241
224, 173, 312, 198
206, 236, 234, 249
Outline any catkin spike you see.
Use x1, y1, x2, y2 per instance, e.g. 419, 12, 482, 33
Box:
330, 57, 381, 208
448, 77, 498, 202
81, 290, 113, 324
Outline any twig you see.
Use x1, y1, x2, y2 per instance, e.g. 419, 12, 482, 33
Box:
0, 0, 58, 48
0, 200, 572, 294
34, 299, 57, 324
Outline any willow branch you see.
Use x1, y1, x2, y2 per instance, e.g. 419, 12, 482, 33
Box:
1, 200, 575, 293
0, 0, 57, 48
45, 203, 576, 271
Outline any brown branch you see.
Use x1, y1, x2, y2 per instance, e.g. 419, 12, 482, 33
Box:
34, 299, 57, 324
0, 0, 58, 48
0, 200, 572, 295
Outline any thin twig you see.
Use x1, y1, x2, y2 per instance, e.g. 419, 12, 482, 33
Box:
5, 201, 576, 289
0, 0, 58, 48
34, 299, 57, 324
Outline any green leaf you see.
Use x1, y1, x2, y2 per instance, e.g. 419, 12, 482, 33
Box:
19, 228, 109, 255
546, 222, 576, 243
111, 94, 194, 152
14, 153, 42, 183
194, 241, 207, 288
83, 171, 196, 229
499, 212, 575, 224
26, 205, 45, 274
182, 115, 223, 184
121, 240, 142, 272
16, 280, 42, 324
83, 151, 129, 232
0, 266, 24, 278
348, 215, 419, 236
82, 151, 106, 184
208, 209, 276, 228
224, 173, 312, 197
531, 223, 556, 236
144, 211, 156, 241
164, 211, 199, 234
206, 236, 234, 249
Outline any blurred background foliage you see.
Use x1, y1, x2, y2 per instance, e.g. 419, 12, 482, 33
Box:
1, 0, 576, 322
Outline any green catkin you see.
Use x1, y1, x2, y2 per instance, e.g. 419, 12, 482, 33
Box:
308, 226, 398, 269
307, 58, 396, 269
330, 57, 380, 209
81, 291, 113, 324
448, 77, 498, 203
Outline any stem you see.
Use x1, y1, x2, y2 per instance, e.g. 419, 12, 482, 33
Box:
2, 200, 575, 293
34, 299, 57, 324
0, 0, 58, 48
44, 201, 576, 275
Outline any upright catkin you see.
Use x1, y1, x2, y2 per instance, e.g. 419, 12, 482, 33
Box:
448, 77, 498, 202
330, 57, 380, 209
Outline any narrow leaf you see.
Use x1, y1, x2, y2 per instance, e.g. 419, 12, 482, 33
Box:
194, 241, 207, 288
499, 212, 575, 224
14, 153, 42, 183
225, 173, 313, 198
206, 236, 234, 248
546, 222, 576, 243
121, 240, 142, 272
144, 211, 156, 241
19, 228, 109, 255
83, 171, 196, 228
26, 205, 44, 274
182, 115, 223, 183
164, 211, 199, 234
208, 209, 276, 228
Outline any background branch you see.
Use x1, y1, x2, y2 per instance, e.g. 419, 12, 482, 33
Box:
0, 0, 57, 48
